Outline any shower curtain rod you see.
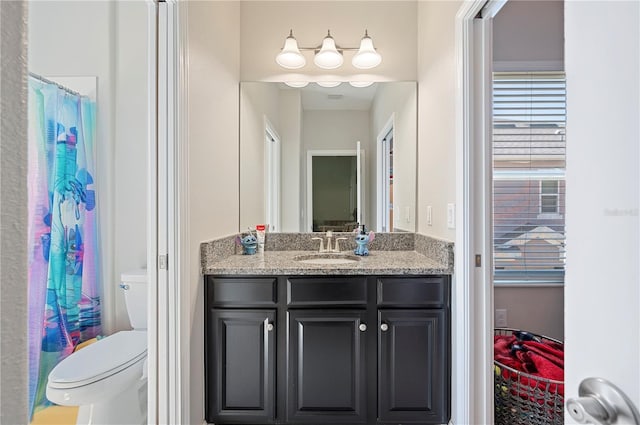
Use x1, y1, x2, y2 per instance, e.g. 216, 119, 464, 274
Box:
28, 72, 84, 97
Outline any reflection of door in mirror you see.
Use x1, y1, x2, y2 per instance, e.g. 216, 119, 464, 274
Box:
265, 122, 281, 232
307, 149, 363, 232
240, 82, 417, 233
377, 117, 395, 232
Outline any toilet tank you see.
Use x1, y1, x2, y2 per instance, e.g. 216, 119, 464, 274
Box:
120, 269, 148, 330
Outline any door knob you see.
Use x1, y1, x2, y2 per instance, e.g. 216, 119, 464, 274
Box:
567, 377, 640, 424
359, 323, 367, 332
266, 323, 274, 332
380, 323, 389, 332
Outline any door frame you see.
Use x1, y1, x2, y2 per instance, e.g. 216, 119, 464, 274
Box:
264, 117, 281, 232
154, 0, 503, 423
376, 114, 394, 232
152, 1, 190, 424
454, 0, 502, 423
305, 149, 364, 232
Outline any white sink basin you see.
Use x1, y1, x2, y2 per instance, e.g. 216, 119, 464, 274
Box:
293, 253, 361, 265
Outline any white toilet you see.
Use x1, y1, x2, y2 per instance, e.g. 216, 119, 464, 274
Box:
46, 269, 148, 425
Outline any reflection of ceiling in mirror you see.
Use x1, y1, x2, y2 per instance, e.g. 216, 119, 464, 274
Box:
281, 82, 378, 111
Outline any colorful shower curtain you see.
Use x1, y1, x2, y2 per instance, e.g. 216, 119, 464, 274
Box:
27, 76, 100, 418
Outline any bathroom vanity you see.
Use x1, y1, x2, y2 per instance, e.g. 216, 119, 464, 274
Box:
202, 236, 453, 425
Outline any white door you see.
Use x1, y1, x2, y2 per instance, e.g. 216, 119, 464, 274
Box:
563, 1, 639, 422
459, 0, 640, 423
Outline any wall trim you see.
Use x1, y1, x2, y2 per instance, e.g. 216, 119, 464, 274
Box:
493, 60, 564, 72
154, 0, 190, 423
146, 1, 159, 423
175, 1, 190, 423
454, 1, 493, 423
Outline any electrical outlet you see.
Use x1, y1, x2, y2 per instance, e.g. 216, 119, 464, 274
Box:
495, 309, 508, 327
426, 206, 432, 226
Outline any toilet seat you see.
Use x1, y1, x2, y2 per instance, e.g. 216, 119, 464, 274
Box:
48, 330, 147, 389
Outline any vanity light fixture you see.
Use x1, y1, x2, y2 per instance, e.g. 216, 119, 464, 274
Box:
276, 30, 306, 69
352, 31, 382, 69
276, 29, 382, 70
316, 81, 342, 88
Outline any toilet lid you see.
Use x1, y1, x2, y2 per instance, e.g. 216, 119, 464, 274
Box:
48, 330, 147, 388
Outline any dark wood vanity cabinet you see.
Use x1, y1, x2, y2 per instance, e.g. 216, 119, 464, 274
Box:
205, 277, 278, 424
205, 275, 450, 425
287, 310, 368, 423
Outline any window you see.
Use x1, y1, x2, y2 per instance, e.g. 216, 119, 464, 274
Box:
492, 72, 566, 284
540, 180, 559, 214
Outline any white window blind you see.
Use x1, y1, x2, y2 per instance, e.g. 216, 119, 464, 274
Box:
493, 72, 566, 284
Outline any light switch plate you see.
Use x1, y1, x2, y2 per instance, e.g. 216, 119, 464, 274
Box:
426, 206, 432, 226
447, 203, 455, 229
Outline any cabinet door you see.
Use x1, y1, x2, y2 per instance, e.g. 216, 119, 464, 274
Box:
287, 310, 368, 424
378, 310, 449, 424
206, 309, 276, 424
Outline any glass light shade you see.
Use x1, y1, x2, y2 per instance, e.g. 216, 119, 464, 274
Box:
349, 81, 374, 88
285, 81, 309, 88
316, 81, 342, 88
352, 34, 382, 69
314, 33, 343, 69
276, 33, 306, 69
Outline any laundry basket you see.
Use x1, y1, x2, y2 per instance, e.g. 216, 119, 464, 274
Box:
494, 328, 564, 425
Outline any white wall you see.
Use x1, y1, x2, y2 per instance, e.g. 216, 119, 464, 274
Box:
187, 2, 241, 423
564, 0, 639, 414
493, 0, 564, 70
279, 90, 303, 232
28, 0, 149, 335
416, 0, 460, 241
0, 1, 29, 421
239, 83, 280, 230
240, 1, 417, 82
371, 82, 417, 232
494, 286, 564, 340
303, 109, 371, 229
113, 1, 149, 331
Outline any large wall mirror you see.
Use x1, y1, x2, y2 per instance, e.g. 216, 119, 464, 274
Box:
240, 81, 416, 233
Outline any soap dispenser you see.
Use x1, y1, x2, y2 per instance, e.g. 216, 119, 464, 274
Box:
354, 224, 375, 256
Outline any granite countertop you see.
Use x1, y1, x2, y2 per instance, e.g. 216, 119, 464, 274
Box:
203, 250, 451, 276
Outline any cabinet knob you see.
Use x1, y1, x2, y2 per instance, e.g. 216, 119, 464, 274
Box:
359, 323, 367, 332
266, 323, 274, 332
380, 323, 389, 332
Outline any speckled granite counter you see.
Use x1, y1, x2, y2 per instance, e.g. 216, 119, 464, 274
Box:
201, 233, 454, 276
203, 250, 450, 275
